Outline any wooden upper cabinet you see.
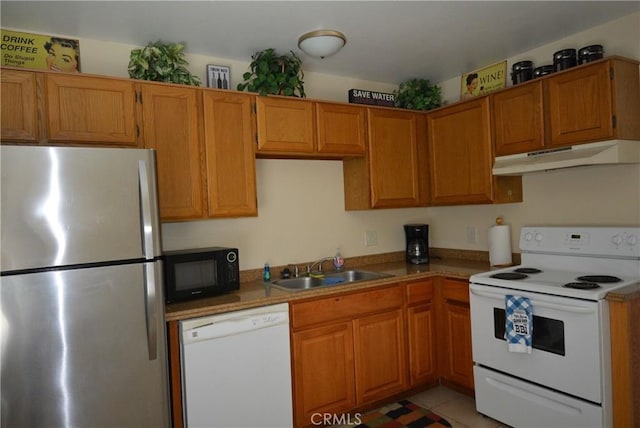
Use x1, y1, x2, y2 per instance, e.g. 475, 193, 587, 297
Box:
492, 81, 545, 156
255, 96, 315, 154
428, 98, 522, 206
343, 108, 429, 210
202, 91, 257, 217
315, 102, 366, 155
428, 98, 493, 205
546, 58, 640, 146
45, 74, 138, 145
138, 84, 204, 221
1, 69, 39, 142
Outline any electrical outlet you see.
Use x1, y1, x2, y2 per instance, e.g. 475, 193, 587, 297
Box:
365, 230, 378, 246
466, 226, 477, 244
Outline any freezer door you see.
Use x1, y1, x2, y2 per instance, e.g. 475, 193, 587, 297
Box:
0, 145, 161, 272
0, 262, 169, 427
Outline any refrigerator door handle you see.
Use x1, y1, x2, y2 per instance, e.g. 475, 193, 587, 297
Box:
138, 159, 154, 260
144, 262, 159, 360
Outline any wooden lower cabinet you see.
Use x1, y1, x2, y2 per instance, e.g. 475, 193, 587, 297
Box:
354, 310, 407, 403
406, 279, 438, 387
292, 322, 356, 427
438, 278, 474, 392
290, 285, 404, 427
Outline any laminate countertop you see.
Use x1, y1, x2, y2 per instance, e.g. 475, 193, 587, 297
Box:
165, 256, 490, 322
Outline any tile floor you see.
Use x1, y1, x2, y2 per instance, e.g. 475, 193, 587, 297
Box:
407, 385, 508, 428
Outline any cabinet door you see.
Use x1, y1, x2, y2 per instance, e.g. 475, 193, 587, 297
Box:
368, 108, 424, 208
1, 69, 39, 142
139, 84, 204, 220
440, 279, 474, 391
546, 61, 613, 146
46, 74, 137, 145
292, 322, 356, 427
316, 102, 366, 155
428, 98, 494, 205
408, 304, 437, 386
255, 96, 315, 154
202, 91, 257, 217
354, 309, 407, 404
406, 278, 438, 388
493, 81, 545, 156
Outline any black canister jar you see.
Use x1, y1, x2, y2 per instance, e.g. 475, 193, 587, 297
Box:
578, 45, 604, 64
511, 61, 534, 85
553, 48, 577, 72
533, 65, 554, 78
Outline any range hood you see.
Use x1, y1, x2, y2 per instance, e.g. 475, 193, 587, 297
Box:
492, 140, 640, 175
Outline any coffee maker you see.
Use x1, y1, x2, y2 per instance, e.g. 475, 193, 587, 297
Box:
404, 224, 429, 264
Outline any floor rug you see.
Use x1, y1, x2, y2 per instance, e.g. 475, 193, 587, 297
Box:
334, 399, 452, 428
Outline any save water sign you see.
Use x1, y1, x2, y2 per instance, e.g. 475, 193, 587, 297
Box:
1, 29, 81, 72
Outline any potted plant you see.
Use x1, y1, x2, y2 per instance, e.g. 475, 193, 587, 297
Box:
393, 78, 442, 111
128, 41, 201, 86
237, 48, 305, 97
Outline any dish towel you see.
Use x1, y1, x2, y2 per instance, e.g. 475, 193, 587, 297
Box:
505, 295, 533, 354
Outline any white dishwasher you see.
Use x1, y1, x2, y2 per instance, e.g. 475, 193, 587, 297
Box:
180, 302, 293, 428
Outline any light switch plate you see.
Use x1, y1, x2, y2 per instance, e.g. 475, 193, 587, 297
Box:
365, 230, 378, 246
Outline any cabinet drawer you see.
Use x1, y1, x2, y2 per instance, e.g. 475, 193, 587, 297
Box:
291, 285, 403, 330
406, 279, 434, 306
442, 279, 469, 304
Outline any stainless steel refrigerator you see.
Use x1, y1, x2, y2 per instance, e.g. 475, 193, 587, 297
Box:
1, 145, 170, 427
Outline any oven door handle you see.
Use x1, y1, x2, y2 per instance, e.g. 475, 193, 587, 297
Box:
470, 288, 596, 314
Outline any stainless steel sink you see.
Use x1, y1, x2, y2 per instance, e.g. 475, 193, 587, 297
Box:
271, 270, 393, 292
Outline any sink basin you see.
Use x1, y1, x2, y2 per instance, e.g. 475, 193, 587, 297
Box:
271, 270, 393, 292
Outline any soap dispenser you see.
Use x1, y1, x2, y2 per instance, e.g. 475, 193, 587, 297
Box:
333, 249, 344, 271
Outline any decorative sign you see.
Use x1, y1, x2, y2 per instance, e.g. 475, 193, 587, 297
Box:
460, 61, 506, 101
1, 29, 81, 72
348, 89, 395, 107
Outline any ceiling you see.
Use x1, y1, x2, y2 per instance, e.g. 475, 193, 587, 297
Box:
2, 1, 638, 84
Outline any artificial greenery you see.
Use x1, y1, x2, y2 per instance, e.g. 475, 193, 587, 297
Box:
393, 78, 442, 111
237, 48, 305, 97
128, 41, 201, 86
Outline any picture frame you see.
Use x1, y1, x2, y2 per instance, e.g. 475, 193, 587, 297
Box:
460, 60, 506, 101
207, 64, 230, 89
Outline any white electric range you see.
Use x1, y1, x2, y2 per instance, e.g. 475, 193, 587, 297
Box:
469, 226, 640, 428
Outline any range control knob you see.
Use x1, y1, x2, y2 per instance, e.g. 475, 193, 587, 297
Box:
534, 232, 543, 242
524, 232, 534, 241
612, 234, 624, 246
626, 234, 638, 247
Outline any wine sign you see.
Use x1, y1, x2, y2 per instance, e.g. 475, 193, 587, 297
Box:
206, 64, 230, 89
348, 89, 395, 107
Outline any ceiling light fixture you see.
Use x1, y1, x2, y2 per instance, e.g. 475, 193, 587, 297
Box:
298, 29, 347, 59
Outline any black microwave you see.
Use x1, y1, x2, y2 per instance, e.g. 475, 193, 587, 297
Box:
163, 247, 239, 303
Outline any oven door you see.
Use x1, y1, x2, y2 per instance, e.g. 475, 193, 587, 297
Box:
469, 283, 605, 403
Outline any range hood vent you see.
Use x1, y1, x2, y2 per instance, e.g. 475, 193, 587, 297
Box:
492, 140, 640, 176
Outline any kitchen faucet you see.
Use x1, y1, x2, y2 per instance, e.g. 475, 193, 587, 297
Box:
307, 257, 335, 275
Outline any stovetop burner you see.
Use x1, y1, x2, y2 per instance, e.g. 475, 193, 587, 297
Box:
563, 281, 601, 290
490, 272, 528, 280
576, 275, 622, 283
513, 267, 542, 274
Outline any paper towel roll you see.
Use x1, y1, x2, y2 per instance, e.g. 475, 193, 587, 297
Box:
489, 224, 512, 266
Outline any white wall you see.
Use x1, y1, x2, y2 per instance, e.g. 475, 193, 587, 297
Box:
7, 12, 640, 270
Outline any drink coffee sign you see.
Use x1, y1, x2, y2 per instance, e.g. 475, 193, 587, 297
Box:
348, 88, 395, 107
1, 29, 81, 72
